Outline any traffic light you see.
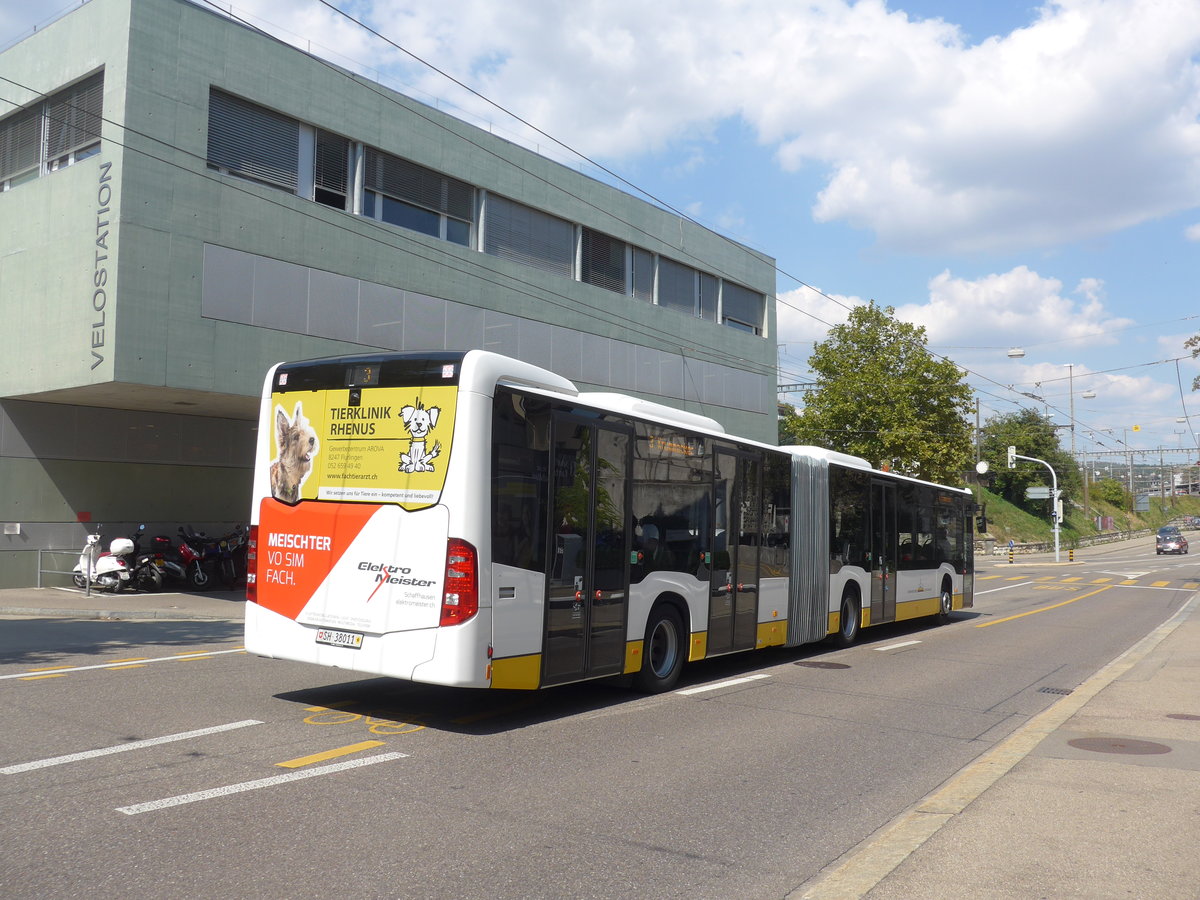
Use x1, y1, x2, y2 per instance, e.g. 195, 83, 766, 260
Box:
1007, 446, 1016, 468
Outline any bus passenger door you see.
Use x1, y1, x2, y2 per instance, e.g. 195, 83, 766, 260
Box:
708, 450, 761, 656
543, 417, 630, 685
870, 480, 897, 624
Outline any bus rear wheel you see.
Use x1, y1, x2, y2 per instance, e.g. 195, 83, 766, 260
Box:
633, 604, 684, 693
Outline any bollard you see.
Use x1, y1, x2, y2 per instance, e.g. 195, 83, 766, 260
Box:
1069, 548, 1074, 562
1009, 549, 1015, 565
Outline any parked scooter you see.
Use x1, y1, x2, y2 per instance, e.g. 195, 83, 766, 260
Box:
214, 525, 247, 589
126, 525, 164, 593
177, 525, 218, 590
72, 531, 134, 592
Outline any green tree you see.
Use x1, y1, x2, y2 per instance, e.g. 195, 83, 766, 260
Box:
979, 407, 1082, 511
788, 302, 974, 484
1090, 477, 1129, 508
778, 402, 805, 446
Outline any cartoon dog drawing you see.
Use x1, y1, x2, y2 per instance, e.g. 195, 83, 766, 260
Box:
270, 402, 319, 502
399, 399, 441, 474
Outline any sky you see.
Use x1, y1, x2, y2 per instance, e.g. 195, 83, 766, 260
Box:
5, 0, 1200, 471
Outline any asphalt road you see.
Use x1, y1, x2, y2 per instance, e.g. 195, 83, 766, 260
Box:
0, 535, 1193, 899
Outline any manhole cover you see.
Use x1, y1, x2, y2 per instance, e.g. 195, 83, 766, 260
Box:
794, 661, 851, 669
1067, 737, 1171, 756
1039, 687, 1073, 695
1167, 713, 1200, 721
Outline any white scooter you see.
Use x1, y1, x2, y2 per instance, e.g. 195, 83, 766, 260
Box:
72, 533, 135, 592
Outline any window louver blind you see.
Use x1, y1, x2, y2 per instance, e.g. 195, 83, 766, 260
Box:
315, 130, 349, 194
45, 72, 103, 159
722, 282, 763, 331
0, 107, 41, 181
657, 257, 696, 314
363, 147, 473, 221
483, 194, 574, 277
581, 228, 626, 294
207, 89, 299, 190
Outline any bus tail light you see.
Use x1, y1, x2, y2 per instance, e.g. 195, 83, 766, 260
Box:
245, 524, 259, 603
441, 538, 478, 626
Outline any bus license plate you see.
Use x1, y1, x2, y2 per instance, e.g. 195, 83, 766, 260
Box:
315, 629, 364, 649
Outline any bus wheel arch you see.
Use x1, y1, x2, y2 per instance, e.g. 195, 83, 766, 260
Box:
633, 597, 686, 693
935, 577, 953, 625
832, 585, 861, 647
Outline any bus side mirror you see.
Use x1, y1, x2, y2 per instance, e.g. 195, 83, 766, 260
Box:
975, 515, 988, 533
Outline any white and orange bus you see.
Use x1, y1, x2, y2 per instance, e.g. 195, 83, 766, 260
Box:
244, 350, 974, 691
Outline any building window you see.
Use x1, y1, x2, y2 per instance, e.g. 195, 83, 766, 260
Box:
362, 146, 473, 246
0, 70, 103, 190
581, 228, 626, 294
657, 257, 697, 315
483, 194, 574, 277
721, 281, 764, 335
207, 89, 300, 191
314, 130, 350, 210
632, 247, 655, 303
699, 272, 718, 322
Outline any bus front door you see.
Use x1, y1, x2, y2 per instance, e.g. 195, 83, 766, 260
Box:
543, 417, 631, 685
870, 480, 897, 624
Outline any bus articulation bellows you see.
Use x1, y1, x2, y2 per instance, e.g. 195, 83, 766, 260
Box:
244, 350, 975, 691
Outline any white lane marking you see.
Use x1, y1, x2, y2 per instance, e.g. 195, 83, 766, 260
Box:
116, 752, 409, 815
677, 673, 770, 695
1, 720, 264, 775
0, 648, 246, 681
975, 581, 1033, 594
875, 640, 921, 652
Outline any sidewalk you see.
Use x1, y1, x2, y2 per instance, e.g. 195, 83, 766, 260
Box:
797, 591, 1200, 899
0, 585, 246, 621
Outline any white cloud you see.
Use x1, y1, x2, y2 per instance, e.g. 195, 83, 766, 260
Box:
1186, 223, 1200, 241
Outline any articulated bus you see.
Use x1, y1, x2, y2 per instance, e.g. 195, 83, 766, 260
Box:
245, 350, 974, 692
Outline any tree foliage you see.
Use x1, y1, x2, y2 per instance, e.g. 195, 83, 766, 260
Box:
979, 407, 1081, 511
784, 302, 974, 485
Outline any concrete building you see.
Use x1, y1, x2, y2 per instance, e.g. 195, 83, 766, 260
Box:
0, 0, 778, 587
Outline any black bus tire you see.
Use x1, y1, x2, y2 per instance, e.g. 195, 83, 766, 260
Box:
832, 590, 860, 647
633, 604, 685, 693
935, 581, 953, 625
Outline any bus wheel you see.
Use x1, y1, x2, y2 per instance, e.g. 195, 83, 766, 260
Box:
833, 591, 860, 647
633, 604, 684, 693
936, 583, 953, 625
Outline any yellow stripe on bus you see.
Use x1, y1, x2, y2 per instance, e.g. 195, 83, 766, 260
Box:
489, 653, 541, 690
757, 620, 787, 648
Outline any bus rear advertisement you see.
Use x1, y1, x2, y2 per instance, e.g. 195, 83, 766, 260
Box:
244, 349, 975, 692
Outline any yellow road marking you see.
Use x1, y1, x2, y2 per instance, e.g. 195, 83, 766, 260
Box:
976, 585, 1114, 628
1061, 577, 1082, 583
276, 740, 386, 768
1090, 578, 1112, 584
106, 664, 147, 671
1033, 577, 1056, 582
1004, 576, 1025, 581
1152, 581, 1170, 587
977, 575, 1001, 580
1185, 583, 1199, 589
28, 665, 72, 672
19, 673, 68, 681
108, 657, 149, 663
1121, 580, 1137, 585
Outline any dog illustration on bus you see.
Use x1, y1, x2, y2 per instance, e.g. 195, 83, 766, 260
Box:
398, 398, 442, 474
270, 401, 319, 503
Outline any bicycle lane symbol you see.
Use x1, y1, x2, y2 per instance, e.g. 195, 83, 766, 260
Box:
303, 703, 426, 735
